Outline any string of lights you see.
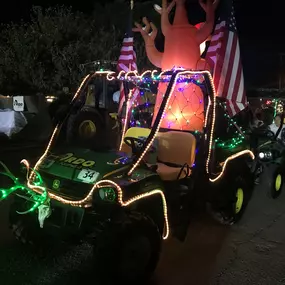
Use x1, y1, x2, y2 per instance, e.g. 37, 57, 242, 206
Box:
0, 68, 255, 242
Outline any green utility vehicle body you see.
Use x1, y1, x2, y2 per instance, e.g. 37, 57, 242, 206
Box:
0, 70, 255, 284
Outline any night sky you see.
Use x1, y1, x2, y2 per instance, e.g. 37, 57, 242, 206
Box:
0, 0, 284, 88
0, 0, 282, 51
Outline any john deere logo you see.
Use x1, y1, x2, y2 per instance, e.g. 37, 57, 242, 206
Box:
52, 179, 60, 190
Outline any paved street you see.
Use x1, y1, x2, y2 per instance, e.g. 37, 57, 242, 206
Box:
0, 147, 285, 285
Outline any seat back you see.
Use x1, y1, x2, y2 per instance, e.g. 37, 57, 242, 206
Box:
121, 127, 151, 154
156, 131, 196, 166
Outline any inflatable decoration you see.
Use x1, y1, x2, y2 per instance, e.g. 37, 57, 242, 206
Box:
134, 0, 219, 132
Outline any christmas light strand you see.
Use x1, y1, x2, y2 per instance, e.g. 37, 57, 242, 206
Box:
119, 89, 135, 151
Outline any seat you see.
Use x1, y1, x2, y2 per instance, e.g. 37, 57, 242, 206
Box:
155, 131, 196, 181
121, 127, 196, 181
120, 127, 151, 154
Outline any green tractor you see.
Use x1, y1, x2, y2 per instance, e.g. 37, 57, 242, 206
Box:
0, 69, 255, 284
65, 74, 120, 150
50, 60, 121, 150
254, 107, 285, 198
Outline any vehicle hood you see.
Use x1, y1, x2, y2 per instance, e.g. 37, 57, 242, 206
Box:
38, 147, 127, 184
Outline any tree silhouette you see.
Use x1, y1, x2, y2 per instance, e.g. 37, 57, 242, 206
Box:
0, 2, 159, 95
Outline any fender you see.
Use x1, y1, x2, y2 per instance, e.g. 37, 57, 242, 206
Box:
209, 150, 255, 183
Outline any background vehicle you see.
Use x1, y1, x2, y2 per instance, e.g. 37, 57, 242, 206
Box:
50, 60, 120, 149
0, 94, 52, 142
1, 69, 255, 284
255, 108, 285, 198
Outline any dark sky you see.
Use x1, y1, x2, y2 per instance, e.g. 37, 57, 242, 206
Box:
0, 0, 284, 87
0, 0, 283, 51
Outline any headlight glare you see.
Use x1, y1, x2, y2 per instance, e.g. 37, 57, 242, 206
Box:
99, 187, 116, 202
258, 151, 272, 161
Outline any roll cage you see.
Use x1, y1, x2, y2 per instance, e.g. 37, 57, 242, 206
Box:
47, 69, 253, 182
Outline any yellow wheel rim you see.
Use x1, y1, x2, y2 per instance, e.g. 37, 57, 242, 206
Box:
78, 120, 96, 138
275, 174, 282, 192
235, 188, 244, 214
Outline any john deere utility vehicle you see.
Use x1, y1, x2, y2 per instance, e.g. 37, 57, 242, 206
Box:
0, 69, 255, 284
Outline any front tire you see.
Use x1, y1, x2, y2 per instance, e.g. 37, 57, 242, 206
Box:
269, 166, 284, 199
9, 201, 48, 248
93, 212, 162, 285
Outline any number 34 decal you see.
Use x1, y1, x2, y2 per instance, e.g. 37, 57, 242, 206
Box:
77, 169, 100, 184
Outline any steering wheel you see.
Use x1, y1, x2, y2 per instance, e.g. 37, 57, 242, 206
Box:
265, 130, 276, 139
124, 137, 146, 154
252, 128, 275, 139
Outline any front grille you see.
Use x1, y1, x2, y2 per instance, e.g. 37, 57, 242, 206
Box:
40, 172, 92, 200
48, 203, 84, 229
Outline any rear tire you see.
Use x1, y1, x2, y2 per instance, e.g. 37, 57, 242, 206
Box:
93, 212, 161, 285
209, 173, 253, 225
67, 108, 104, 148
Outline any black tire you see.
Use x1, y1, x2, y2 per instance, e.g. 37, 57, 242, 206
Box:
9, 201, 48, 249
67, 108, 104, 147
253, 163, 263, 185
269, 166, 284, 199
10, 214, 36, 246
93, 212, 162, 285
209, 174, 253, 225
250, 158, 263, 185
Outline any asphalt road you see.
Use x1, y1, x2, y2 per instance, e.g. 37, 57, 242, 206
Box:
1, 147, 285, 285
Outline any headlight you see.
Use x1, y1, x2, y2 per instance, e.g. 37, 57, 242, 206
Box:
258, 151, 272, 160
98, 187, 116, 202
258, 152, 265, 159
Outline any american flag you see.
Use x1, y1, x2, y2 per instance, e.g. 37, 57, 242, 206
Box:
117, 7, 139, 115
205, 0, 247, 117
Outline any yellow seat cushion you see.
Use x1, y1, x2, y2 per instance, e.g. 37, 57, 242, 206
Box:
122, 128, 197, 181
121, 127, 151, 154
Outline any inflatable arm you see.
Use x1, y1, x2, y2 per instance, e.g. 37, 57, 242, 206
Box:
133, 18, 163, 68
196, 0, 220, 45
133, 0, 221, 132
154, 0, 175, 35
134, 0, 220, 69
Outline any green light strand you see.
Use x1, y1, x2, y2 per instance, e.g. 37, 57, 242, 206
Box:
215, 133, 245, 149
216, 102, 246, 149
0, 161, 49, 214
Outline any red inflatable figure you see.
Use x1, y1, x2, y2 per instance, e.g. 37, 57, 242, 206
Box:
134, 0, 219, 132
